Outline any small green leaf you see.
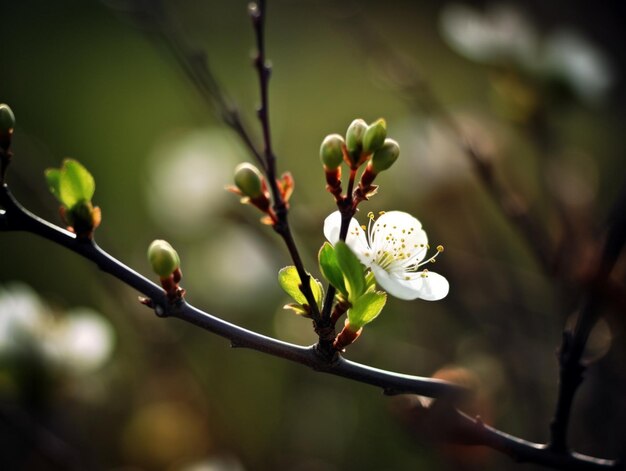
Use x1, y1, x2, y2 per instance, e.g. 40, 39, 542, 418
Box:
278, 266, 323, 309
334, 242, 366, 301
44, 168, 61, 201
283, 303, 311, 317
347, 291, 387, 329
58, 159, 95, 209
365, 271, 377, 292
318, 242, 347, 296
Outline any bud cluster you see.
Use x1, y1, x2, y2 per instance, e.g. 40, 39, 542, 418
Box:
319, 118, 400, 207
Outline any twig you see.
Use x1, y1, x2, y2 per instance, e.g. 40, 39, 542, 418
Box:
248, 1, 322, 324
549, 180, 626, 452
437, 407, 622, 470
343, 19, 555, 273
0, 183, 465, 401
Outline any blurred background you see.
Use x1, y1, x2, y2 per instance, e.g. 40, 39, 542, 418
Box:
1, 0, 625, 469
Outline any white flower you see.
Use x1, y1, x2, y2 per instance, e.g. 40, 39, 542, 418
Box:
324, 211, 449, 301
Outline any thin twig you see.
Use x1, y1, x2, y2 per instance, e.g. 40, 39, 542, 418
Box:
248, 1, 322, 324
343, 19, 555, 272
549, 180, 626, 451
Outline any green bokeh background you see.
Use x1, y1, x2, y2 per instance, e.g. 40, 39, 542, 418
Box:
1, 1, 625, 470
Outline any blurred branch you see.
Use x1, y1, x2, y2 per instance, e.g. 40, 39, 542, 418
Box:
416, 404, 623, 470
343, 19, 555, 272
0, 183, 465, 401
549, 180, 626, 452
125, 0, 323, 327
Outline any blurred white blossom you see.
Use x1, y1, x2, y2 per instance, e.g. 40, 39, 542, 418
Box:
0, 283, 115, 374
440, 4, 537, 65
440, 3, 614, 104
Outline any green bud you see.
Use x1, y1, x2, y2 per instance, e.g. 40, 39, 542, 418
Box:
0, 104, 15, 134
320, 134, 345, 169
148, 239, 180, 278
234, 163, 263, 198
345, 119, 367, 162
371, 138, 400, 173
362, 118, 387, 154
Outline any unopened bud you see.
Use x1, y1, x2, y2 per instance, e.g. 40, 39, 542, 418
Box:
371, 138, 400, 173
148, 239, 181, 278
234, 163, 263, 198
320, 134, 345, 169
345, 119, 367, 163
67, 200, 101, 238
362, 118, 387, 154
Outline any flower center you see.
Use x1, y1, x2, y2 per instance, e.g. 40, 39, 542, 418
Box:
363, 211, 444, 278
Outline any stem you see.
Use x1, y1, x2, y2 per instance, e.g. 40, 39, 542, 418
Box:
549, 181, 626, 451
249, 1, 321, 322
321, 169, 358, 322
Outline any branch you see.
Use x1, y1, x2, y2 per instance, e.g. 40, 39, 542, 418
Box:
549, 180, 626, 451
343, 19, 555, 273
0, 183, 465, 401
248, 1, 322, 325
129, 0, 322, 327
435, 406, 622, 470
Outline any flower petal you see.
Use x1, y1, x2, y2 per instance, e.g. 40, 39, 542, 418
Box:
371, 265, 449, 301
411, 271, 449, 301
323, 211, 369, 263
323, 211, 344, 245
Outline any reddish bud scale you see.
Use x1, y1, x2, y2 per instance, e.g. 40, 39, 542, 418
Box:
324, 166, 342, 199
249, 193, 271, 213
359, 164, 377, 188
330, 299, 350, 326
333, 322, 363, 351
160, 273, 185, 302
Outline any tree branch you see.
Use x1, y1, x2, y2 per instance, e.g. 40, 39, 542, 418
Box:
549, 180, 626, 451
248, 0, 321, 324
0, 183, 465, 401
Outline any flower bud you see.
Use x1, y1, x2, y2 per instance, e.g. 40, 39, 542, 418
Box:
148, 239, 181, 278
0, 104, 15, 134
371, 138, 400, 173
234, 163, 263, 199
362, 118, 387, 154
319, 134, 345, 169
345, 119, 367, 163
67, 200, 101, 238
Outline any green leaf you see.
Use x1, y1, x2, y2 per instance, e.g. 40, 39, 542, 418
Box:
334, 242, 366, 301
318, 242, 347, 296
44, 168, 61, 201
278, 266, 323, 309
283, 303, 311, 317
58, 159, 95, 209
347, 291, 387, 329
312, 277, 324, 310
365, 270, 377, 292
